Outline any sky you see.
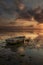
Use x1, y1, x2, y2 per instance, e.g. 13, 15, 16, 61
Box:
24, 0, 43, 8
0, 0, 43, 39
0, 0, 43, 18
0, 0, 43, 24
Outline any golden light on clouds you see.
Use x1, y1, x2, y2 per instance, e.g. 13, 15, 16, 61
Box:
15, 18, 38, 26
34, 23, 43, 35
39, 24, 43, 29
38, 24, 43, 35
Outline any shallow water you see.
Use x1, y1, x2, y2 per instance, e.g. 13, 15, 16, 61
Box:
0, 44, 43, 65
0, 32, 43, 65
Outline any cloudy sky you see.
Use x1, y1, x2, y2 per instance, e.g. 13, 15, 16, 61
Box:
0, 0, 43, 39
0, 0, 43, 25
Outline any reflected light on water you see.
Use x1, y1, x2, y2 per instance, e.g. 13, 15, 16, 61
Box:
36, 44, 41, 48
17, 47, 25, 54
0, 32, 38, 40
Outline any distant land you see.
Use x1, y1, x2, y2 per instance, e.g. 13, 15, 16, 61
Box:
0, 26, 43, 33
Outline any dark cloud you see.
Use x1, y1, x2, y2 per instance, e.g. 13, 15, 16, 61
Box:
0, 0, 24, 16
33, 7, 43, 23
0, 0, 43, 17
0, 0, 16, 15
0, 0, 43, 24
